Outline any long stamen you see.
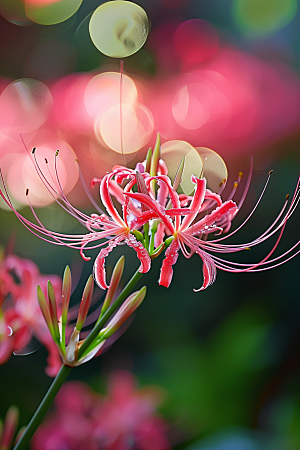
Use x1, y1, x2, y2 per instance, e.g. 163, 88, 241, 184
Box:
209, 169, 273, 243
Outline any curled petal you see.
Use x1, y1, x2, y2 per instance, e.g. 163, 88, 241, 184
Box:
166, 208, 196, 216
130, 210, 160, 229
204, 191, 222, 207
100, 174, 124, 227
93, 236, 124, 290
155, 222, 166, 248
125, 235, 151, 274
181, 177, 206, 231
194, 250, 217, 291
159, 239, 179, 288
188, 200, 238, 235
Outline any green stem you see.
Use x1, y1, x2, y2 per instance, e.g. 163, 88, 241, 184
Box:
78, 268, 143, 359
14, 365, 72, 450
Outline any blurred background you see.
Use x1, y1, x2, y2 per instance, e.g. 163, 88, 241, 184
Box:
0, 0, 300, 449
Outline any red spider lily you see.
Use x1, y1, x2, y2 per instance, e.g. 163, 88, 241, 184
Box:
0, 135, 299, 294
127, 169, 300, 291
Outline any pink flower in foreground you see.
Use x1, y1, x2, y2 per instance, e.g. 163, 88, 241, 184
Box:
0, 134, 299, 293
0, 252, 62, 376
125, 158, 300, 291
32, 372, 171, 450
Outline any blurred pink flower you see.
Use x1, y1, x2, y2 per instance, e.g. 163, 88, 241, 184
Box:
32, 372, 171, 450
0, 406, 19, 450
0, 253, 62, 376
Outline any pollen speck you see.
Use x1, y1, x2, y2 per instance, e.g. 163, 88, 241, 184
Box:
32, 147, 36, 154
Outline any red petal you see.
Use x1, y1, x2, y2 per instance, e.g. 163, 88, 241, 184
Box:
159, 239, 179, 287
130, 210, 160, 229
124, 192, 174, 234
189, 200, 238, 235
181, 177, 206, 231
125, 235, 151, 273
194, 251, 217, 291
100, 174, 124, 227
93, 236, 124, 289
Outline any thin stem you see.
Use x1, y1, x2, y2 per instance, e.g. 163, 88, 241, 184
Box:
78, 269, 143, 359
120, 59, 126, 167
14, 365, 72, 450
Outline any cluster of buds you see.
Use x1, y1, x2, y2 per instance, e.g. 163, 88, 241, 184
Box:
37, 256, 146, 367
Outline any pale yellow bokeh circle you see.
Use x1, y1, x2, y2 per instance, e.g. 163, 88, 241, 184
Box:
196, 147, 228, 193
89, 1, 149, 58
161, 140, 203, 195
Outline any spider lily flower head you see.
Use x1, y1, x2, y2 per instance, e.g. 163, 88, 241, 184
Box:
0, 134, 299, 293
37, 259, 146, 367
0, 141, 152, 292
125, 146, 300, 292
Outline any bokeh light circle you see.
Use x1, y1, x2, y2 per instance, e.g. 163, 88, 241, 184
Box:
89, 1, 149, 58
196, 147, 228, 192
5, 139, 78, 207
172, 83, 213, 130
232, 0, 297, 37
161, 140, 203, 195
25, 0, 83, 25
84, 72, 138, 120
0, 0, 32, 26
0, 78, 53, 133
95, 103, 153, 154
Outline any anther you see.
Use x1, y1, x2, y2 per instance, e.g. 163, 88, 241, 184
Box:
233, 182, 238, 188
245, 247, 251, 251
268, 170, 273, 176
55, 150, 59, 156
286, 194, 290, 200
238, 172, 243, 178
44, 158, 48, 164
32, 147, 36, 154
26, 188, 29, 196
